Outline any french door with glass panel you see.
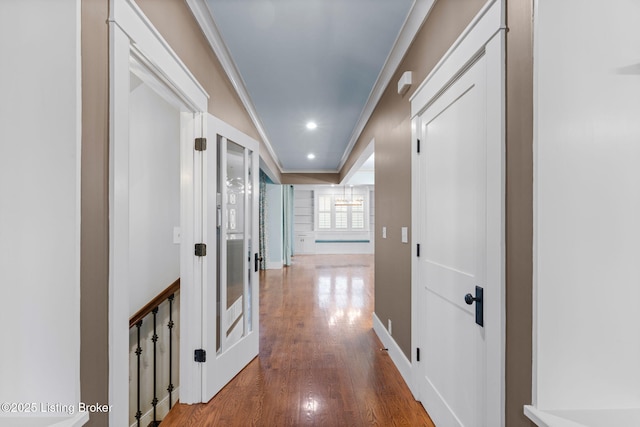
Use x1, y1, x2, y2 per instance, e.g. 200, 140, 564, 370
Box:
202, 114, 259, 401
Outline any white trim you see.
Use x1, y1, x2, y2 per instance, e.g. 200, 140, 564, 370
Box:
0, 415, 90, 427
109, 0, 209, 422
129, 387, 181, 427
266, 261, 283, 270
525, 406, 640, 427
110, 0, 208, 107
0, 415, 89, 427
55, 413, 90, 427
410, 0, 505, 116
186, 0, 282, 171
278, 168, 341, 174
186, 0, 437, 175
410, 106, 420, 403
410, 1, 505, 426
340, 138, 375, 185
73, 0, 83, 413
337, 0, 437, 172
524, 406, 584, 427
108, 23, 132, 427
259, 157, 280, 184
372, 314, 413, 393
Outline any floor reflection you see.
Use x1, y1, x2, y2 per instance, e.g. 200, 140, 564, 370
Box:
316, 264, 369, 328
161, 254, 434, 426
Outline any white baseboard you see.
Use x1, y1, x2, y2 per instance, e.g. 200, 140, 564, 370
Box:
130, 387, 179, 427
0, 412, 90, 427
372, 313, 414, 396
266, 261, 283, 270
53, 412, 90, 427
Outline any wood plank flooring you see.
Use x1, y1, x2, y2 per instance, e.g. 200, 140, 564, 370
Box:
162, 254, 434, 426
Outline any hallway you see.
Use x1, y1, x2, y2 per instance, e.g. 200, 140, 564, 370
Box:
162, 254, 433, 426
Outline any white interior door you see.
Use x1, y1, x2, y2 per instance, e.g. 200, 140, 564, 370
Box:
202, 114, 259, 401
415, 55, 488, 426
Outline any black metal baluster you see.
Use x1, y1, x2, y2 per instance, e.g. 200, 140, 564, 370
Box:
151, 307, 159, 425
135, 320, 143, 426
167, 294, 175, 409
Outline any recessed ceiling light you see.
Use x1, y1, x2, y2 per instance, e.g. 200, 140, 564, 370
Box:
307, 153, 315, 159
306, 121, 317, 130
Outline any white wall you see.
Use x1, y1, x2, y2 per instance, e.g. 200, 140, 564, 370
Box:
293, 185, 375, 255
264, 183, 283, 269
0, 0, 83, 420
128, 80, 181, 316
534, 0, 640, 410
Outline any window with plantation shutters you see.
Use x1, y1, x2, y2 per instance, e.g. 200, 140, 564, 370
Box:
314, 188, 369, 232
318, 195, 332, 229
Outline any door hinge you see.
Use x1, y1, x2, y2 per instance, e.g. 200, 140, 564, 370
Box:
194, 349, 206, 363
195, 137, 207, 151
195, 243, 207, 257
416, 243, 420, 257
416, 347, 420, 362
417, 139, 421, 153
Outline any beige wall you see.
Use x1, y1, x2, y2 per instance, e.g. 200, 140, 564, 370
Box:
79, 0, 283, 424
281, 172, 340, 185
339, 0, 534, 425
344, 0, 487, 361
505, 1, 534, 425
79, 0, 534, 424
80, 0, 110, 425
136, 0, 282, 183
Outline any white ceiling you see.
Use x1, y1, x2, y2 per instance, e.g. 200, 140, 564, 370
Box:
204, 0, 414, 172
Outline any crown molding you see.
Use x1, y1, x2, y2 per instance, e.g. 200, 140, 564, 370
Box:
188, 0, 436, 177
186, 0, 283, 172
336, 0, 436, 172
281, 169, 341, 174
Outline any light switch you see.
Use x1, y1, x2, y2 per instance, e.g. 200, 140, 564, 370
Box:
401, 227, 408, 243
173, 227, 181, 244
382, 226, 387, 239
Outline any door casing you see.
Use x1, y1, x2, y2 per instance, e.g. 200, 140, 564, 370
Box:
410, 1, 506, 426
109, 0, 209, 423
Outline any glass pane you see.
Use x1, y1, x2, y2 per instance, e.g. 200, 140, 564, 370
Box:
335, 211, 348, 229
319, 195, 332, 211
318, 212, 331, 229
352, 212, 364, 229
216, 136, 223, 352
226, 141, 245, 341
247, 149, 253, 333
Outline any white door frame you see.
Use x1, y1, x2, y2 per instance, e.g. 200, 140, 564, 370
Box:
109, 0, 209, 424
410, 1, 505, 425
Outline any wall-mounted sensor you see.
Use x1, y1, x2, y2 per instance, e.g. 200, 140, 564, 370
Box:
398, 71, 412, 95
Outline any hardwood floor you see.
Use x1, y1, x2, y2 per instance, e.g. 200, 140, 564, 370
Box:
162, 254, 434, 426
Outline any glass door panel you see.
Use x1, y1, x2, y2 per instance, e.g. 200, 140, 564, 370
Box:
204, 114, 259, 402
222, 140, 246, 350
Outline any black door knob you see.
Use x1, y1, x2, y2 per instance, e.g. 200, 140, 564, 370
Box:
464, 293, 477, 305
